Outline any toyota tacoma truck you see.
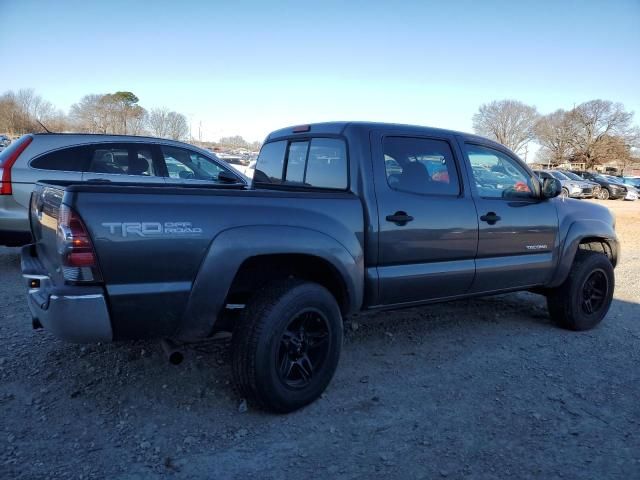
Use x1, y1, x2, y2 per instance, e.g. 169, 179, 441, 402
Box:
21, 122, 618, 412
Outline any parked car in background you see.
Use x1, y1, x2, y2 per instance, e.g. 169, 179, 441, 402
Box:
533, 170, 586, 198
623, 185, 639, 201
0, 135, 10, 152
569, 171, 627, 200
601, 174, 638, 201
0, 134, 246, 246
559, 170, 601, 198
620, 176, 640, 189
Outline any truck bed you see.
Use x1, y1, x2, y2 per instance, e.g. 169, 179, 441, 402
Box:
29, 180, 365, 340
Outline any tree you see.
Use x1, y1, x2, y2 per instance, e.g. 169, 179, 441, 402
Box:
104, 91, 144, 134
567, 100, 636, 169
70, 94, 110, 133
147, 107, 170, 138
472, 100, 539, 155
165, 111, 189, 140
534, 109, 576, 167
146, 108, 188, 140
0, 89, 63, 134
70, 91, 146, 135
218, 135, 249, 148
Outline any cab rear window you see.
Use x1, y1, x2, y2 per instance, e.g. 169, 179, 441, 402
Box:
254, 138, 348, 190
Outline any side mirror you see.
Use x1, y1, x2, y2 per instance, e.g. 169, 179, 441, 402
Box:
541, 177, 562, 199
218, 170, 241, 184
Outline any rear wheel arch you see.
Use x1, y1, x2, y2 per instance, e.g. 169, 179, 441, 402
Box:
177, 226, 363, 340
226, 253, 351, 316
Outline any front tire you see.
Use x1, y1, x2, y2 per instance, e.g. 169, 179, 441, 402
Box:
561, 187, 570, 199
232, 280, 343, 413
598, 188, 610, 200
546, 251, 614, 331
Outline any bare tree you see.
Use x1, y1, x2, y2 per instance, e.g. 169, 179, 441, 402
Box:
147, 107, 170, 138
70, 94, 110, 133
127, 109, 148, 136
0, 89, 62, 134
218, 135, 249, 149
534, 109, 576, 167
165, 111, 189, 140
472, 100, 539, 155
0, 94, 22, 134
567, 100, 636, 169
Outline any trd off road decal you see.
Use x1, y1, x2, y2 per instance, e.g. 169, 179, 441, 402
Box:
101, 222, 203, 237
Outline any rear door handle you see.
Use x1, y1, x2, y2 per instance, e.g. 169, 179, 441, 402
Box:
480, 212, 501, 225
85, 178, 112, 183
386, 211, 414, 225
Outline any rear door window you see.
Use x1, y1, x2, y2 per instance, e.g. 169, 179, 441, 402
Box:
383, 137, 460, 196
30, 146, 90, 172
87, 145, 158, 176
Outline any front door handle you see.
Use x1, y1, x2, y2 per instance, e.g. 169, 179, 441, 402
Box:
480, 212, 501, 225
386, 211, 414, 225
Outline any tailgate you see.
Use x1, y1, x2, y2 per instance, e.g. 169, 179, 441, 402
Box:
29, 183, 66, 284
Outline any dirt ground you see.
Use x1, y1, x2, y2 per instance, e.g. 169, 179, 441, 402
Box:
1, 199, 639, 479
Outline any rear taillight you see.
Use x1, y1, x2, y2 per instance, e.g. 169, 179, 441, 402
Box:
0, 136, 33, 195
57, 204, 102, 282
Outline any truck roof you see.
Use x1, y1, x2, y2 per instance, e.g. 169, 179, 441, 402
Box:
265, 121, 495, 146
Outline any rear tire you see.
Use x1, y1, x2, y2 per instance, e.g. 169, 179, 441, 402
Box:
546, 251, 614, 331
598, 188, 610, 200
232, 279, 343, 413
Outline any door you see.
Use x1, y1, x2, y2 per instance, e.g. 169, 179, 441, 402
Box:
461, 142, 558, 292
81, 143, 166, 184
373, 133, 478, 305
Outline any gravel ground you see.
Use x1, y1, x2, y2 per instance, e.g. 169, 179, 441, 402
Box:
1, 199, 639, 479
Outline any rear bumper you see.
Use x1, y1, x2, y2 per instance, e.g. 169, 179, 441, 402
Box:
21, 244, 113, 343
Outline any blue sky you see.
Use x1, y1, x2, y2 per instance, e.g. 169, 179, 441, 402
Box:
1, 0, 639, 143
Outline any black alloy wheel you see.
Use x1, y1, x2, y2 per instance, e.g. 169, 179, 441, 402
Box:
277, 309, 330, 389
580, 269, 608, 315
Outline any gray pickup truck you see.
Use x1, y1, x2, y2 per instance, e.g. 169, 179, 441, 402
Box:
21, 122, 618, 412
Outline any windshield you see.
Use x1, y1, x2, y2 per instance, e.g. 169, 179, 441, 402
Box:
603, 175, 623, 184
562, 171, 583, 181
624, 177, 640, 187
549, 171, 569, 180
